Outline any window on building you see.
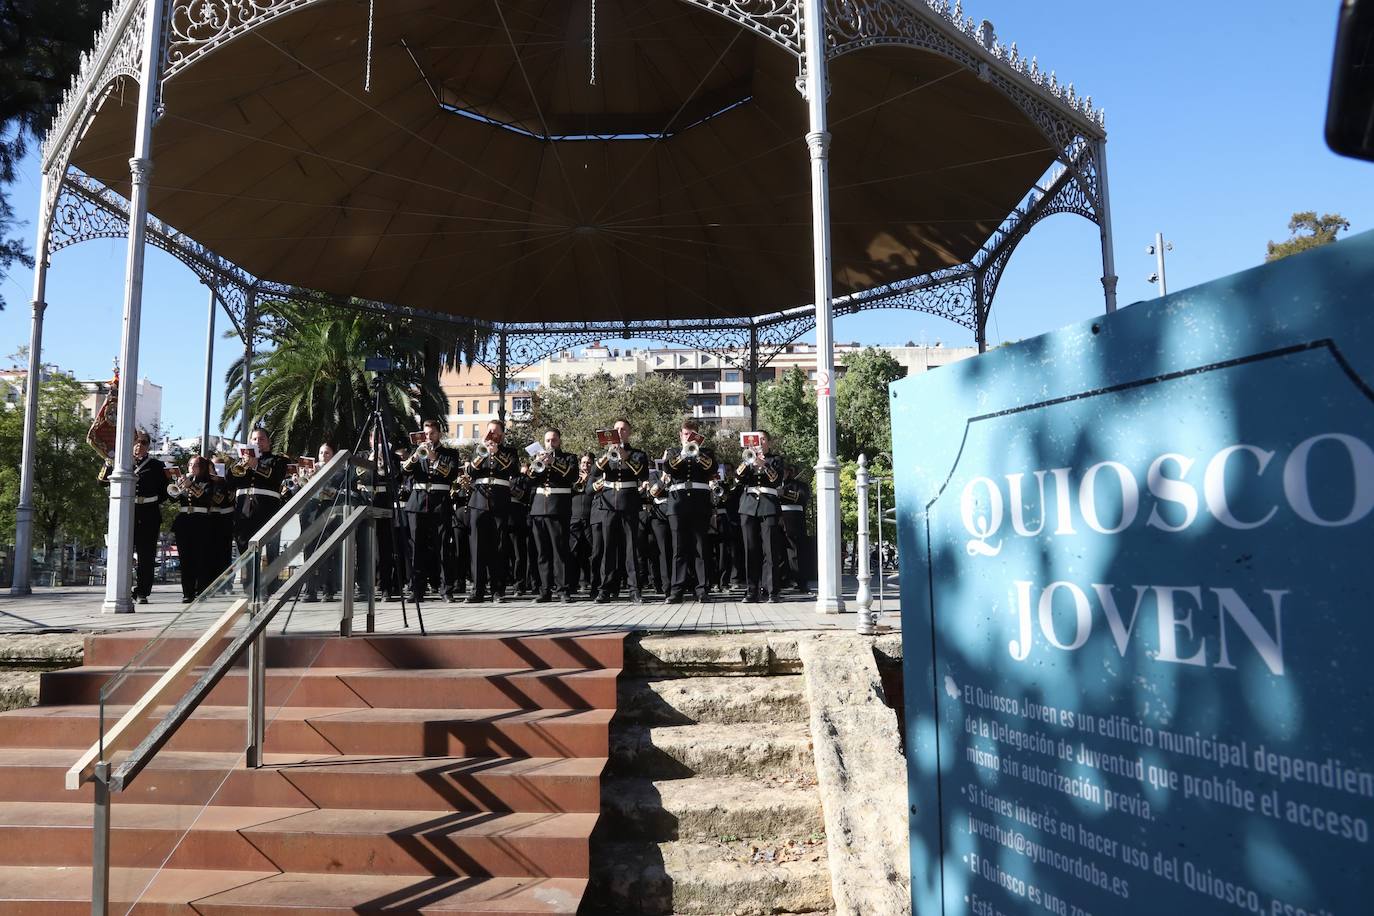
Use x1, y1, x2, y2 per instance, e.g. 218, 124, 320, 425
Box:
472, 399, 479, 414
513, 397, 533, 416
701, 403, 718, 415
724, 370, 740, 382
455, 402, 464, 415
472, 423, 480, 437
725, 395, 741, 406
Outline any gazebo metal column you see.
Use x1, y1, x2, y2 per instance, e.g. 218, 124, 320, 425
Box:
497, 328, 509, 425
201, 287, 216, 456
241, 291, 256, 438
102, 0, 166, 614
802, 0, 844, 615
10, 171, 53, 596
1095, 138, 1120, 313
748, 323, 759, 429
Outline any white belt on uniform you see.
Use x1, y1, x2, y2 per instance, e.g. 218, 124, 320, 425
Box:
669, 482, 712, 492
135, 496, 160, 505
782, 504, 804, 512
179, 506, 212, 514
747, 486, 779, 496
538, 486, 572, 495
239, 487, 280, 499
603, 481, 639, 490
474, 477, 511, 487
214, 507, 234, 515
412, 482, 451, 491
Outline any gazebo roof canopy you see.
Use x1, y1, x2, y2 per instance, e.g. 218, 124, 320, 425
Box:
69, 0, 1083, 324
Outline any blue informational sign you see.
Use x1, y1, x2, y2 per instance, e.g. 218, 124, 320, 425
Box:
892, 232, 1374, 916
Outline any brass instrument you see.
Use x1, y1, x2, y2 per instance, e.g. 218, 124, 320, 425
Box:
573, 472, 589, 494
709, 477, 725, 503
741, 446, 758, 465
166, 470, 186, 499
604, 443, 625, 466
472, 440, 493, 461
682, 439, 701, 459
530, 450, 549, 475
457, 470, 474, 494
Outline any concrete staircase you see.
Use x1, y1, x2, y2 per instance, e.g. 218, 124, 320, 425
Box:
588, 635, 834, 915
0, 631, 623, 914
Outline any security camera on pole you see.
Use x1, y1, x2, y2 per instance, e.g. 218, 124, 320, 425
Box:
1147, 232, 1174, 297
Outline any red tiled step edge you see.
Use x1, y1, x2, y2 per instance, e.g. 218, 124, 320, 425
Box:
0, 748, 605, 813
43, 666, 620, 711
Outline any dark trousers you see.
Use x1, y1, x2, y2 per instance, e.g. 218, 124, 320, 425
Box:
507, 511, 532, 592
369, 516, 400, 596
132, 505, 160, 598
453, 513, 470, 592
780, 511, 807, 590
531, 514, 570, 595
670, 499, 712, 596
173, 515, 201, 600
740, 514, 780, 597
714, 512, 735, 587
590, 517, 606, 594
569, 520, 593, 593
598, 510, 640, 596
469, 506, 508, 596
406, 511, 452, 599
647, 514, 671, 592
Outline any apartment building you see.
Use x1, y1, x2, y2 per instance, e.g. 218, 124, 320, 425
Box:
437, 340, 975, 440
0, 368, 163, 438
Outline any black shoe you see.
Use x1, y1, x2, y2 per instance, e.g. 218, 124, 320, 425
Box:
302, 593, 318, 603
493, 592, 507, 603
324, 593, 336, 602
535, 592, 553, 603
630, 590, 643, 603
769, 594, 783, 604
443, 592, 456, 603
743, 592, 759, 603
138, 595, 149, 605
466, 593, 486, 604
695, 590, 709, 602
180, 596, 194, 604
665, 593, 682, 604
594, 592, 610, 604
561, 592, 574, 603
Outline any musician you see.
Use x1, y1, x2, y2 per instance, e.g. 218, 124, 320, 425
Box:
97, 430, 169, 605
209, 455, 235, 592
593, 418, 649, 603
169, 455, 227, 603
737, 430, 786, 603
229, 427, 288, 594
662, 419, 717, 603
507, 464, 535, 596
569, 452, 597, 597
528, 428, 578, 602
301, 441, 343, 603
779, 464, 811, 595
449, 467, 471, 597
465, 419, 520, 603
713, 466, 742, 591
355, 433, 402, 601
641, 477, 670, 595
401, 420, 460, 604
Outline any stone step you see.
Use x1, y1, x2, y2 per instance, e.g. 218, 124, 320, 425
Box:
0, 747, 604, 813
600, 776, 823, 841
0, 671, 38, 712
84, 631, 625, 672
0, 704, 613, 758
0, 866, 585, 914
609, 723, 814, 779
625, 635, 800, 678
44, 665, 619, 711
616, 675, 807, 725
0, 801, 596, 878
588, 839, 831, 915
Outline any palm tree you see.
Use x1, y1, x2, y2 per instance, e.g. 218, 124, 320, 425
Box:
220, 294, 485, 457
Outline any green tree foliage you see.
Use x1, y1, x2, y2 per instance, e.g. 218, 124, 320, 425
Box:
220, 296, 484, 456
0, 369, 107, 560
529, 371, 689, 458
835, 347, 906, 460
0, 1, 112, 310
757, 367, 817, 475
1265, 212, 1351, 262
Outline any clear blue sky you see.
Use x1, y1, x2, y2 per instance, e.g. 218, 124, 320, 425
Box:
2, 0, 1369, 438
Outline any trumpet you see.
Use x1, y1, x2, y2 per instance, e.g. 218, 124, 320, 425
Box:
682, 439, 700, 459
741, 447, 758, 465
573, 472, 589, 493
709, 478, 726, 504
530, 451, 549, 474
472, 440, 493, 462
457, 471, 474, 494
605, 443, 625, 465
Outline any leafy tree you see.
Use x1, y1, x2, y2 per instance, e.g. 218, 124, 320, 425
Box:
757, 367, 817, 476
0, 1, 112, 310
1265, 212, 1351, 262
0, 369, 107, 565
220, 296, 484, 456
835, 347, 905, 461
530, 371, 689, 458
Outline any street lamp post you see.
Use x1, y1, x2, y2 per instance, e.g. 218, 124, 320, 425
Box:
1147, 232, 1173, 297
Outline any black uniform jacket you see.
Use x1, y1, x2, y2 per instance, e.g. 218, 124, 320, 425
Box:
571, 471, 594, 523
229, 452, 288, 515
662, 446, 717, 516
529, 450, 579, 517
780, 477, 811, 512
738, 454, 786, 517
466, 443, 520, 512
593, 446, 649, 513
100, 455, 172, 509
401, 444, 460, 514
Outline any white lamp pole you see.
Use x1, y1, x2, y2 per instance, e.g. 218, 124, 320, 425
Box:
855, 454, 876, 635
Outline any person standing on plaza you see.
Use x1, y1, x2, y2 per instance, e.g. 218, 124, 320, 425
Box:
229, 426, 288, 594
594, 418, 648, 603
401, 420, 459, 604
465, 419, 519, 603
301, 441, 343, 603
168, 454, 231, 603
528, 428, 578, 602
737, 430, 785, 603
663, 419, 716, 603
570, 452, 598, 597
778, 464, 811, 595
507, 464, 535, 596
98, 430, 169, 605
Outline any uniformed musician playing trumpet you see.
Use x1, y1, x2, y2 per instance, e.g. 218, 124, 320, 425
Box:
662, 418, 717, 603
465, 419, 520, 603
528, 427, 578, 602
736, 429, 786, 602
401, 420, 459, 604
593, 418, 649, 603
229, 427, 288, 594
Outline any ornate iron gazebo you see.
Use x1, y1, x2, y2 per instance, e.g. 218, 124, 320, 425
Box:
12, 0, 1116, 616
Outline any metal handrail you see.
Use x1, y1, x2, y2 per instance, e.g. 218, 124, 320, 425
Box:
245, 447, 357, 551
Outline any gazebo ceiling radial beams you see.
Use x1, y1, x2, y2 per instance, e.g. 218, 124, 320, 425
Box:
66, 0, 1072, 324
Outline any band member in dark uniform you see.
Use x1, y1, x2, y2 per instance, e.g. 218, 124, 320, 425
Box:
301, 441, 343, 603
594, 418, 648, 603
528, 428, 578, 602
465, 419, 520, 603
168, 454, 231, 603
400, 420, 459, 604
662, 419, 717, 603
779, 464, 811, 595
98, 430, 169, 604
228, 427, 288, 594
737, 430, 786, 603
356, 433, 402, 601
569, 453, 597, 596
449, 468, 471, 597
714, 466, 742, 591
507, 466, 535, 595
642, 477, 671, 595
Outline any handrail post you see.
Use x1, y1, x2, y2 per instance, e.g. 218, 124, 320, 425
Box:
876, 476, 887, 616
855, 454, 876, 636
246, 549, 265, 768
91, 761, 111, 916
341, 520, 356, 638
365, 512, 377, 634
